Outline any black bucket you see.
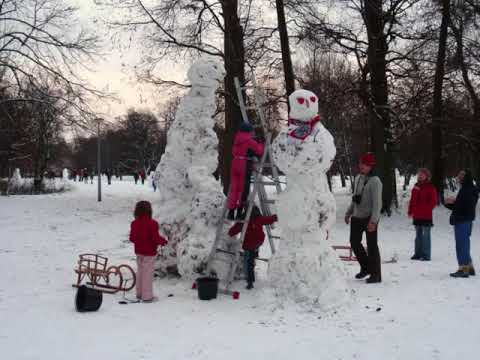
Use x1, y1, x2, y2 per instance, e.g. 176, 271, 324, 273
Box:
196, 277, 219, 300
75, 285, 103, 312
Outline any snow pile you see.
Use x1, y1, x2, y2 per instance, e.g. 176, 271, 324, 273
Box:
154, 58, 226, 278
270, 89, 351, 309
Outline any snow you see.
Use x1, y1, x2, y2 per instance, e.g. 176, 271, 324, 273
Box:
153, 58, 225, 277
270, 89, 349, 308
1, 178, 480, 359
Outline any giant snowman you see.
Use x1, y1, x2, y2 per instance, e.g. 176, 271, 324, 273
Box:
153, 58, 225, 278
270, 89, 350, 308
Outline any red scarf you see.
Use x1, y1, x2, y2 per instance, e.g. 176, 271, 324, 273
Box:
288, 115, 321, 140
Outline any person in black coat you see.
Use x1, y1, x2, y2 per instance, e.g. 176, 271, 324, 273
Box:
445, 169, 479, 278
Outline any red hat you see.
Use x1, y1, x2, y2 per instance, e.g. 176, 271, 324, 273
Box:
360, 153, 376, 167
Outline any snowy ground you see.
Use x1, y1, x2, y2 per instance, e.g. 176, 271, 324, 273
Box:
1, 178, 479, 360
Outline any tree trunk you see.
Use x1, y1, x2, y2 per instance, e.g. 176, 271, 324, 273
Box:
364, 0, 394, 214
403, 173, 412, 191
222, 0, 246, 194
432, 0, 450, 204
340, 167, 347, 188
448, 8, 480, 184
275, 0, 295, 102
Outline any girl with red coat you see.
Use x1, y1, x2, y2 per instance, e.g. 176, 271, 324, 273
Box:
129, 201, 168, 302
408, 168, 438, 261
227, 122, 264, 220
228, 205, 277, 289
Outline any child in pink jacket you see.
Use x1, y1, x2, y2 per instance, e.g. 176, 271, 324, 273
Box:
227, 122, 264, 220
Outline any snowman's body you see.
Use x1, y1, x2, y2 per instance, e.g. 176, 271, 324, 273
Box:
153, 59, 225, 278
270, 89, 350, 308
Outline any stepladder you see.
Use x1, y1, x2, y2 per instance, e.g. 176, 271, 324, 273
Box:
201, 74, 283, 299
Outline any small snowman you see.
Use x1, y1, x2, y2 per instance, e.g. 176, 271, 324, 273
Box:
269, 89, 350, 308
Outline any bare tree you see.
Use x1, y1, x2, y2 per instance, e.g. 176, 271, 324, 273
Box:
96, 0, 286, 192
0, 0, 103, 125
274, 0, 295, 101
287, 0, 424, 212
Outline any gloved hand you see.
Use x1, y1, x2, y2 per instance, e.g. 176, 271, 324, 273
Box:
272, 214, 278, 222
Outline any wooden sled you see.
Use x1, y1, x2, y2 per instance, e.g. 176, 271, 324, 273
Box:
332, 245, 357, 262
73, 253, 136, 294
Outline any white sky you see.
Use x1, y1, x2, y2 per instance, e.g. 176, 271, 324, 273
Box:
70, 0, 189, 120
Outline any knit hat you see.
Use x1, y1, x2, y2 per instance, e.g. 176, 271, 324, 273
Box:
360, 153, 376, 167
239, 122, 253, 132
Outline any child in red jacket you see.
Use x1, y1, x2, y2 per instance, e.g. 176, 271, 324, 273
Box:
228, 205, 277, 289
227, 122, 264, 220
408, 168, 437, 261
129, 201, 168, 302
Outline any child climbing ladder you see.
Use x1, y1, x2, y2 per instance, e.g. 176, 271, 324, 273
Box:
226, 121, 264, 220
228, 205, 277, 289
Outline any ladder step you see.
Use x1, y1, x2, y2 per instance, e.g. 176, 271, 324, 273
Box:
256, 181, 279, 186
223, 219, 251, 225
262, 199, 275, 204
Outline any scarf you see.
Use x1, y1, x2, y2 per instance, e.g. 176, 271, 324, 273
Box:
288, 115, 321, 140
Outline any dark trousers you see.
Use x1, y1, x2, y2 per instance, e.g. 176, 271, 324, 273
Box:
241, 159, 253, 208
350, 217, 381, 280
243, 249, 257, 284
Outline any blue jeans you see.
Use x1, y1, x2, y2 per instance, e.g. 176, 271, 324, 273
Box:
414, 225, 431, 260
454, 222, 473, 266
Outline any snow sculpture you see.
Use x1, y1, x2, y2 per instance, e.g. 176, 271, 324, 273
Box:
9, 168, 23, 191
62, 168, 69, 180
154, 58, 226, 278
269, 89, 350, 308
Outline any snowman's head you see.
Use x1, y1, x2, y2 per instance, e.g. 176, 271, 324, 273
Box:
288, 89, 319, 121
187, 58, 225, 89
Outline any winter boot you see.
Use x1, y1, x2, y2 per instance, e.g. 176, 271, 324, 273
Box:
227, 209, 235, 221
450, 266, 469, 278
236, 208, 245, 220
366, 276, 381, 284
411, 255, 422, 260
246, 282, 254, 290
355, 270, 369, 279
468, 263, 476, 276
142, 296, 159, 303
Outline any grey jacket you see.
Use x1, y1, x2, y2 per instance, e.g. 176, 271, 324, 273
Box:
346, 174, 383, 224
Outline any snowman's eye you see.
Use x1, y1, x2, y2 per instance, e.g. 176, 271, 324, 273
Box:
310, 96, 317, 103
296, 97, 305, 105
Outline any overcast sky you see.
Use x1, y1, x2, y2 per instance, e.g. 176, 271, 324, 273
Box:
70, 0, 189, 120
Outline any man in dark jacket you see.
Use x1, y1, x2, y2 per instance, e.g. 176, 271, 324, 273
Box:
345, 153, 383, 283
445, 169, 479, 278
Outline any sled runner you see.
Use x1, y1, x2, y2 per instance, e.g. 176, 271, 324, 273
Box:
332, 245, 357, 261
73, 253, 136, 294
